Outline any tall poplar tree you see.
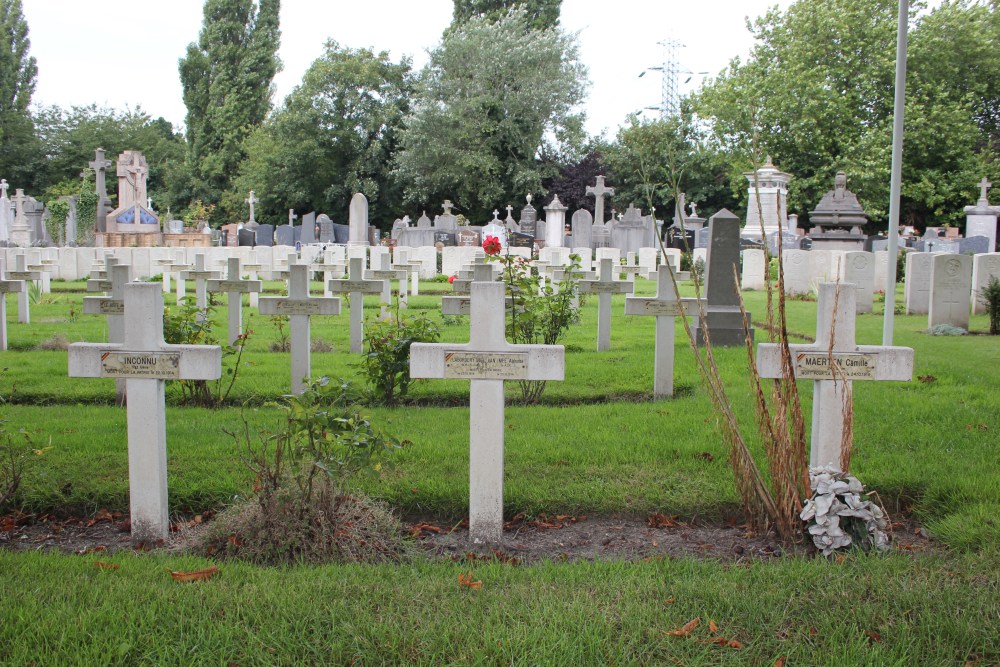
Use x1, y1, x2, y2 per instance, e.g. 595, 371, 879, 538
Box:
179, 0, 280, 222
0, 0, 40, 188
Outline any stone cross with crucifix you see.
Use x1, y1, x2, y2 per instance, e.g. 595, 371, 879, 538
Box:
207, 257, 261, 345
179, 254, 220, 314
625, 264, 698, 398
259, 263, 341, 394
9, 253, 41, 323
328, 256, 382, 353
978, 176, 992, 206
68, 284, 221, 543
578, 258, 634, 351
756, 282, 914, 471
0, 257, 25, 350
586, 175, 615, 227
83, 263, 132, 405
410, 280, 565, 544
245, 190, 259, 227
288, 209, 298, 226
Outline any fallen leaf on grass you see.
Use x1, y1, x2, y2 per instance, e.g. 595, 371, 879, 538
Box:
93, 561, 119, 570
170, 566, 220, 583
809, 626, 818, 636
865, 630, 882, 644
663, 598, 675, 604
917, 375, 936, 383
709, 620, 718, 634
695, 451, 715, 462
774, 657, 787, 667
458, 572, 482, 590
408, 522, 444, 538
663, 617, 700, 637
697, 637, 743, 648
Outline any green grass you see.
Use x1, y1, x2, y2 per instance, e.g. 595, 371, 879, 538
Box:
2, 278, 999, 663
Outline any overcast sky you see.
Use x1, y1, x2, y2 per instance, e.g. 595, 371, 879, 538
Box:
23, 0, 792, 138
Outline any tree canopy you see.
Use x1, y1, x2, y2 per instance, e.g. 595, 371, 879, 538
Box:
451, 0, 561, 31
0, 0, 38, 189
394, 7, 587, 223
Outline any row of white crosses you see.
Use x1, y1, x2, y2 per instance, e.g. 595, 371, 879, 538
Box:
9, 253, 43, 324
84, 263, 133, 405
207, 257, 262, 345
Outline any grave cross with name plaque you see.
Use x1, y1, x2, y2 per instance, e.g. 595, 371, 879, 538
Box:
328, 257, 382, 353
259, 263, 341, 394
83, 263, 132, 405
579, 258, 634, 351
0, 258, 25, 349
68, 284, 221, 543
365, 252, 408, 320
179, 254, 220, 313
625, 265, 699, 398
207, 257, 261, 345
756, 283, 914, 471
410, 281, 565, 544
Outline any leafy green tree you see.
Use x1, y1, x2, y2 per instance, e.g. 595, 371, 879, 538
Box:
451, 0, 560, 31
602, 113, 736, 221
0, 0, 41, 189
692, 0, 996, 229
395, 7, 587, 222
231, 42, 413, 229
179, 0, 280, 224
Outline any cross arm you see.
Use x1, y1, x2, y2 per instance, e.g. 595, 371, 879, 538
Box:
0, 280, 24, 293
207, 279, 262, 293
83, 297, 124, 315
258, 297, 341, 316
756, 344, 914, 381
69, 343, 222, 380
624, 297, 700, 317
410, 342, 564, 381
579, 281, 634, 295
328, 279, 383, 294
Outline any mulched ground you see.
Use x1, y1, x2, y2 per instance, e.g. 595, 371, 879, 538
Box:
0, 510, 937, 563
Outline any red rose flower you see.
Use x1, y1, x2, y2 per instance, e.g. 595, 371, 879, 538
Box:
482, 235, 502, 256
448, 275, 456, 284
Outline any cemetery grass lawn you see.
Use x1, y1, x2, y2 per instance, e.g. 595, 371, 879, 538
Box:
2, 281, 1000, 663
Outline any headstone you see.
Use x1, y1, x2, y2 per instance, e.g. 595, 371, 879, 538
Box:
693, 210, 753, 346
904, 252, 936, 314
742, 156, 791, 242
207, 257, 261, 345
259, 264, 341, 394
348, 193, 369, 246
221, 223, 240, 247
68, 284, 222, 542
332, 222, 350, 244
625, 265, 698, 398
543, 195, 568, 248
274, 224, 294, 247
610, 204, 654, 255
842, 251, 875, 314
756, 283, 914, 471
0, 258, 25, 350
456, 228, 480, 247
509, 232, 533, 248
256, 224, 275, 247
317, 214, 335, 243
963, 177, 997, 251
578, 258, 633, 351
434, 200, 459, 232
518, 195, 538, 238
410, 280, 565, 544
586, 175, 615, 227
928, 253, 973, 329
958, 236, 990, 255
237, 228, 256, 247
244, 190, 259, 228
571, 209, 593, 250
741, 249, 767, 290
328, 257, 383, 353
434, 230, 457, 246
695, 227, 711, 249
972, 253, 1000, 315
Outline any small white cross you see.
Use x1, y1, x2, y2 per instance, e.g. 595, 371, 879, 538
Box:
442, 262, 497, 314
69, 284, 221, 543
978, 176, 992, 203
246, 190, 258, 223
259, 263, 341, 394
0, 257, 25, 349
578, 258, 634, 351
411, 281, 565, 544
84, 263, 133, 405
9, 253, 42, 324
179, 254, 220, 313
365, 251, 407, 318
207, 257, 261, 345
328, 256, 382, 353
756, 283, 914, 471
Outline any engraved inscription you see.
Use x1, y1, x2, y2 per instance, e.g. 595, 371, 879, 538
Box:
795, 353, 876, 380
100, 351, 181, 379
96, 299, 125, 315
274, 300, 322, 315
444, 351, 528, 380
214, 280, 250, 292
633, 300, 682, 316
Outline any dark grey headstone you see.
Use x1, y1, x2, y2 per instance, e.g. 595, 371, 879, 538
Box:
695, 227, 711, 249
509, 232, 534, 248
959, 236, 990, 255
275, 224, 294, 246
317, 214, 335, 243
293, 226, 301, 243
456, 228, 481, 247
694, 209, 753, 346
332, 223, 349, 244
256, 224, 275, 246
238, 229, 257, 246
301, 212, 317, 243
434, 231, 456, 246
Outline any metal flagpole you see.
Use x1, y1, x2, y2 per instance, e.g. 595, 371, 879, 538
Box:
883, 0, 909, 346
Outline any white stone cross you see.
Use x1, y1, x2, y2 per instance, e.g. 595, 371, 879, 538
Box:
410, 280, 565, 544
9, 253, 41, 324
492, 209, 500, 220
978, 176, 992, 204
0, 258, 25, 350
392, 247, 421, 303
288, 208, 298, 226
586, 175, 615, 225
84, 263, 132, 405
625, 265, 698, 398
146, 196, 153, 210
365, 252, 407, 319
579, 258, 634, 351
328, 256, 382, 353
242, 251, 264, 308
442, 262, 498, 315
179, 253, 220, 313
68, 284, 221, 543
245, 190, 258, 224
756, 283, 914, 472
0, 179, 7, 199
208, 257, 261, 345
259, 263, 340, 394
315, 249, 346, 297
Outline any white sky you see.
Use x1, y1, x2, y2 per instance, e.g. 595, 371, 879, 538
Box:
23, 0, 792, 138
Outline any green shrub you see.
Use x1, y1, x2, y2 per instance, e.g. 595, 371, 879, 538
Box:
977, 276, 1000, 335
363, 308, 440, 405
